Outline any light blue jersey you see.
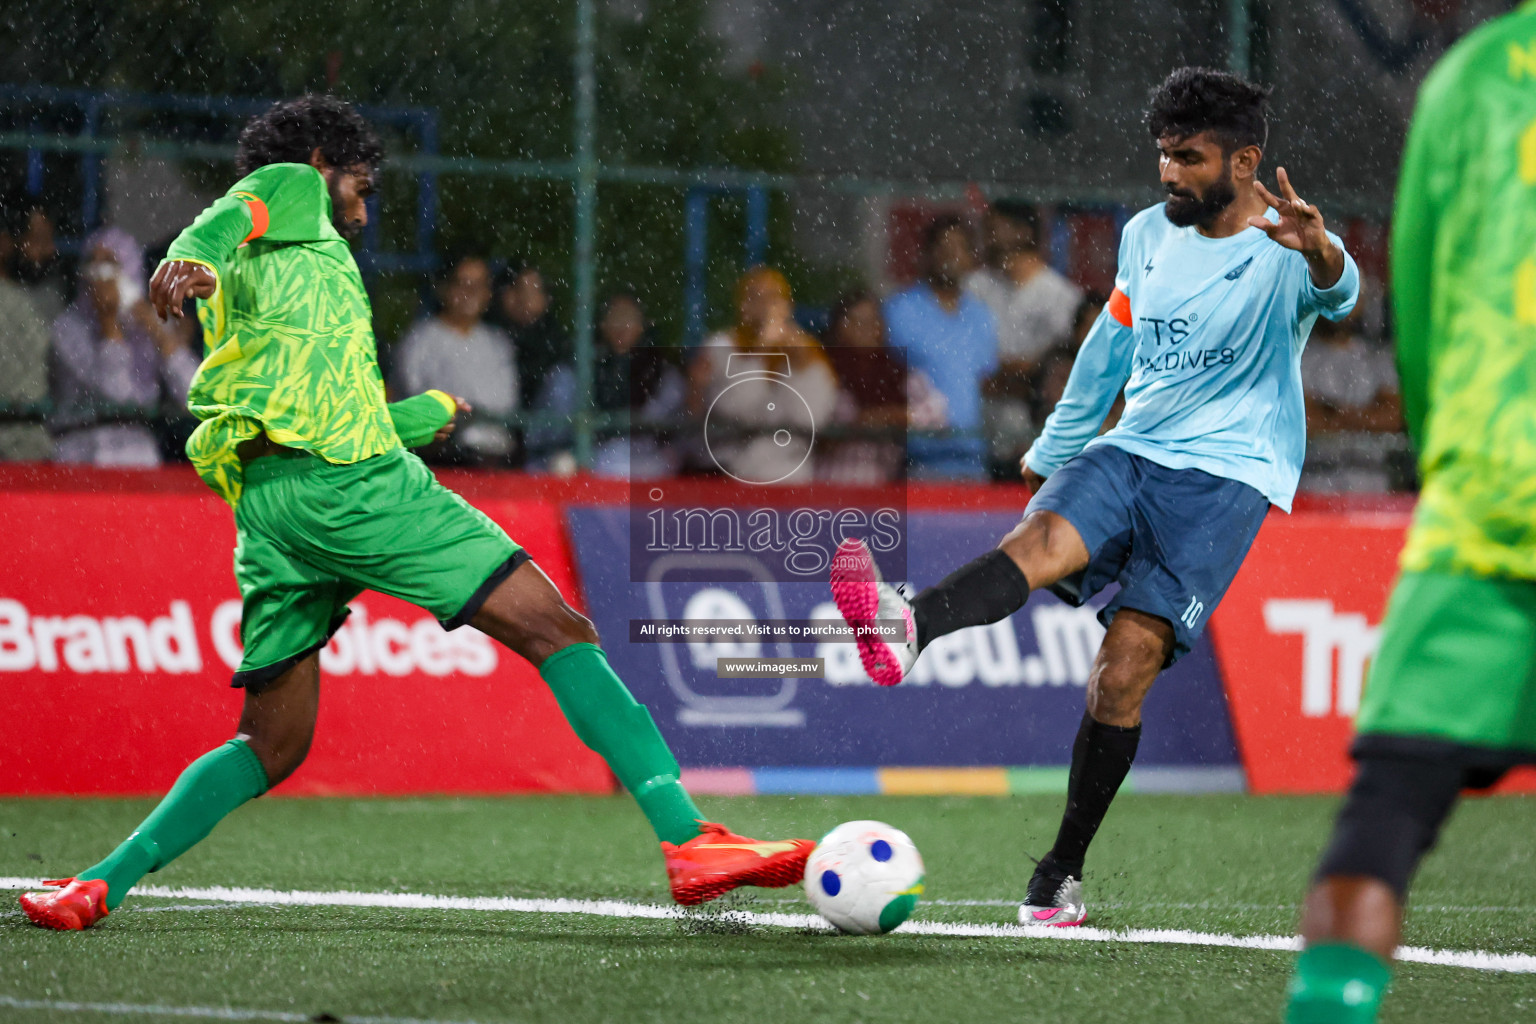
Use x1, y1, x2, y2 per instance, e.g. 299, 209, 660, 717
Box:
1023, 204, 1360, 511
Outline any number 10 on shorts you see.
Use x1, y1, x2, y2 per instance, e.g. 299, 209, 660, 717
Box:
1181, 595, 1205, 629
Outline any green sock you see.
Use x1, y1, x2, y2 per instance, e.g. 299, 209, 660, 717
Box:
539, 642, 704, 846
1286, 942, 1393, 1024
79, 739, 269, 910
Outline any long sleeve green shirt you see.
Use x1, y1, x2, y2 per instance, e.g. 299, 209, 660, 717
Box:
1393, 1, 1536, 578
165, 162, 450, 505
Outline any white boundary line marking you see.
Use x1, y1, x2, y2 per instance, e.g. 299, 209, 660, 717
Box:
0, 995, 484, 1024
763, 897, 1536, 914
5, 877, 1535, 974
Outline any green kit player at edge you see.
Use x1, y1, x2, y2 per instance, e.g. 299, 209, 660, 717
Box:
1287, 4, 1536, 1021
19, 96, 813, 931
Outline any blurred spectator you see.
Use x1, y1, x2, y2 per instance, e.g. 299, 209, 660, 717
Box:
496, 263, 571, 409
395, 255, 519, 466
152, 295, 206, 463
884, 214, 998, 478
9, 204, 69, 323
534, 292, 687, 478
1303, 313, 1402, 433
89, 226, 146, 290
820, 289, 906, 484
688, 266, 839, 484
1300, 312, 1405, 491
968, 203, 1082, 479
966, 201, 1082, 375
0, 225, 53, 461
143, 234, 209, 463
50, 233, 199, 467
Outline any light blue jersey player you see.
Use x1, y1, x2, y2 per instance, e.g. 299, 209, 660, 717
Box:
1029, 199, 1357, 513
830, 66, 1358, 928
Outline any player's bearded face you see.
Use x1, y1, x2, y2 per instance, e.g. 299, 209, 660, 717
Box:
330, 182, 364, 242
1164, 162, 1238, 228
327, 169, 373, 244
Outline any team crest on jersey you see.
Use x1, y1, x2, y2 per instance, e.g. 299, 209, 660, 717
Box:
1225, 257, 1253, 281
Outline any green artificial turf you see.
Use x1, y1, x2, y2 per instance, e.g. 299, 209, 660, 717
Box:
2, 794, 1535, 1023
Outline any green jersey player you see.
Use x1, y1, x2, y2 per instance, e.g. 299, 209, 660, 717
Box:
1288, 4, 1536, 1020
20, 96, 812, 930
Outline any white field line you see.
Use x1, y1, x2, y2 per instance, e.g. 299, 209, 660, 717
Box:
763, 897, 1536, 914
13, 894, 1525, 916
4, 877, 1534, 974
0, 995, 483, 1024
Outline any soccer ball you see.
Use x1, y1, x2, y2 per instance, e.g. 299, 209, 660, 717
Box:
804, 820, 925, 934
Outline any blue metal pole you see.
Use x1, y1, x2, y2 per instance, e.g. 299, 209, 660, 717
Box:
684, 188, 709, 346
744, 186, 769, 265
1228, 0, 1252, 78
1048, 206, 1071, 276
81, 99, 102, 231
362, 193, 382, 259
416, 111, 439, 275
25, 117, 43, 196
572, 0, 598, 466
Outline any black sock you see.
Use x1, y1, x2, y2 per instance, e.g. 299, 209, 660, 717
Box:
1046, 711, 1141, 878
910, 549, 1030, 651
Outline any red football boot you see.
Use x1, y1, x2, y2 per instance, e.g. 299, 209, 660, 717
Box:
663, 821, 815, 906
19, 878, 111, 930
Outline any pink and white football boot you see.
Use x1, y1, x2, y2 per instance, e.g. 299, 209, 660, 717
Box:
829, 538, 918, 686
1019, 864, 1087, 927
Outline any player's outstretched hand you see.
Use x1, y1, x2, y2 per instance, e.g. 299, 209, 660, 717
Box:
435, 394, 472, 442
1249, 167, 1344, 288
150, 260, 217, 320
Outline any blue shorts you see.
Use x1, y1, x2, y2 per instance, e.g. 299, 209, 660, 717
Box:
1028, 443, 1269, 664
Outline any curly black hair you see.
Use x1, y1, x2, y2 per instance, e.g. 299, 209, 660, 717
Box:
236, 94, 384, 177
1147, 67, 1271, 155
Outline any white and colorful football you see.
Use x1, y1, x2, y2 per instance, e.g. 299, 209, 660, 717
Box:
804, 820, 925, 934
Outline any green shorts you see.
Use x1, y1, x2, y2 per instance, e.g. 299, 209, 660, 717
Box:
231, 446, 520, 690
1355, 570, 1536, 766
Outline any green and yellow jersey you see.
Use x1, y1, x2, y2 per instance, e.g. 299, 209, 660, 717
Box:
1393, 0, 1536, 579
164, 162, 451, 505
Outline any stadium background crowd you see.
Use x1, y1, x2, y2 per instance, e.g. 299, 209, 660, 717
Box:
0, 191, 1409, 489
0, 0, 1446, 491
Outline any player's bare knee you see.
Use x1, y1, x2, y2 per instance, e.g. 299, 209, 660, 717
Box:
1086, 672, 1144, 726
497, 599, 600, 667
237, 670, 319, 787
538, 592, 594, 637
999, 511, 1083, 590
555, 601, 599, 643
541, 605, 599, 654
1086, 642, 1162, 724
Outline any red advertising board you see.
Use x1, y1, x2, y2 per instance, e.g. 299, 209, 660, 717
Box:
1209, 511, 1409, 793
0, 472, 610, 796
1212, 508, 1536, 794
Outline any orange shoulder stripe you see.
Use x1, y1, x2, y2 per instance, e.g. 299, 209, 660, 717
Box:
234, 193, 270, 246
1107, 287, 1132, 328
